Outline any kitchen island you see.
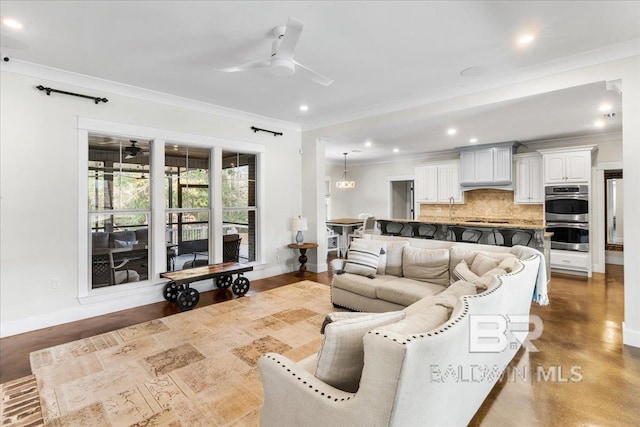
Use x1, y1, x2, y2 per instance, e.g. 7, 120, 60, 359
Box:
376, 217, 546, 249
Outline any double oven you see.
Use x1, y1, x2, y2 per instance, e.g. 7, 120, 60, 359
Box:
545, 185, 589, 252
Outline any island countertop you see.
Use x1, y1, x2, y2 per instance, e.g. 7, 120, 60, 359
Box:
379, 217, 546, 230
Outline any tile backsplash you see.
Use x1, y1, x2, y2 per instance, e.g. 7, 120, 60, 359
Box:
418, 189, 544, 222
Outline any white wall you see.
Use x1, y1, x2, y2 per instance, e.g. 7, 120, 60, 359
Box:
0, 70, 302, 337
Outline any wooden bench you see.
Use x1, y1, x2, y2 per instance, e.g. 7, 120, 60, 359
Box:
160, 262, 253, 310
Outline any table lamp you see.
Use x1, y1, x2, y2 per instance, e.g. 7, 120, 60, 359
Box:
292, 216, 308, 244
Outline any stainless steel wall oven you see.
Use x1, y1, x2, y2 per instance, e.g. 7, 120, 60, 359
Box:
545, 185, 589, 252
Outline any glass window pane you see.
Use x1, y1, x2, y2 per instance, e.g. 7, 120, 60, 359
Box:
165, 145, 209, 209
223, 210, 255, 262
166, 211, 209, 271
222, 152, 256, 208
88, 137, 150, 211
89, 213, 149, 288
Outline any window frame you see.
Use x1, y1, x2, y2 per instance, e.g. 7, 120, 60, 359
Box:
77, 118, 265, 303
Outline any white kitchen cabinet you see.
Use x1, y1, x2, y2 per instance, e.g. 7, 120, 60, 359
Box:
459, 142, 517, 187
514, 153, 543, 204
414, 161, 462, 204
542, 149, 592, 184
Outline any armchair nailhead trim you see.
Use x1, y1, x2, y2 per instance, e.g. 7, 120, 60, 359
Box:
265, 354, 355, 401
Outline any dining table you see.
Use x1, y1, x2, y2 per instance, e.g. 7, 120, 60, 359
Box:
326, 218, 365, 256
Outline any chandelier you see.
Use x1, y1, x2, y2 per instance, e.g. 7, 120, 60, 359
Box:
336, 152, 355, 189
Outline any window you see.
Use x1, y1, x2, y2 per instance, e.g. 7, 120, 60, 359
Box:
88, 137, 150, 288
165, 145, 211, 271
222, 151, 257, 262
82, 122, 264, 297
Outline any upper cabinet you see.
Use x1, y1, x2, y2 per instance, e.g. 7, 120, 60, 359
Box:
414, 161, 462, 204
539, 146, 595, 185
514, 153, 543, 204
458, 141, 519, 188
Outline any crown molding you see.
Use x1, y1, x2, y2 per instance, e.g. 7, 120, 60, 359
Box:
302, 40, 640, 132
0, 59, 301, 132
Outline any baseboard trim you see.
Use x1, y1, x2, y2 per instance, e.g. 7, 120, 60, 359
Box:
623, 322, 640, 348
0, 264, 297, 338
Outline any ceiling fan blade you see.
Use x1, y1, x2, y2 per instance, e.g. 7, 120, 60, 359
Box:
217, 59, 271, 73
277, 17, 304, 59
293, 60, 334, 86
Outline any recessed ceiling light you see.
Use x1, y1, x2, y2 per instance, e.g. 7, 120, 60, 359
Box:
393, 148, 399, 153
364, 140, 372, 147
518, 34, 535, 45
599, 103, 612, 112
469, 138, 478, 143
2, 18, 22, 29
594, 119, 605, 128
299, 105, 309, 112
447, 128, 457, 136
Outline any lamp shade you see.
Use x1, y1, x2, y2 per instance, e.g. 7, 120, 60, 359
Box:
291, 217, 308, 231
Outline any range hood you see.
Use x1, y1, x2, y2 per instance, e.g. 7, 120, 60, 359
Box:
458, 141, 519, 191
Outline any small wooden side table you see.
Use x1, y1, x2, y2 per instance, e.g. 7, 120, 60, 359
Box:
287, 242, 319, 277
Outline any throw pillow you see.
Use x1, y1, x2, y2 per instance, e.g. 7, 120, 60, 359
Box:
470, 253, 500, 276
114, 239, 138, 248
472, 267, 508, 291
451, 260, 480, 283
320, 311, 373, 334
498, 256, 522, 273
315, 311, 406, 392
401, 247, 450, 286
344, 242, 380, 278
351, 238, 387, 275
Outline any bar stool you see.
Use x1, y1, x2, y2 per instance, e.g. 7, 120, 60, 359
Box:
410, 222, 438, 239
493, 228, 533, 247
449, 226, 483, 243
379, 220, 404, 236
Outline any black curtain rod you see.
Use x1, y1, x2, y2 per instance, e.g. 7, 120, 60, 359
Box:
251, 126, 283, 137
36, 85, 108, 104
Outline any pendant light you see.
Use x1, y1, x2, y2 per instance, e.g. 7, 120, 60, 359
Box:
336, 152, 355, 189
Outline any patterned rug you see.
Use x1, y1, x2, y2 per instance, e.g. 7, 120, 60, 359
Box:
29, 281, 333, 426
0, 375, 44, 426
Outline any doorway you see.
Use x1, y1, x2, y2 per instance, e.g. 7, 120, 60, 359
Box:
389, 179, 414, 220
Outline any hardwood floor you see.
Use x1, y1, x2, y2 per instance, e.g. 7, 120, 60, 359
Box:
0, 271, 332, 384
1, 265, 639, 425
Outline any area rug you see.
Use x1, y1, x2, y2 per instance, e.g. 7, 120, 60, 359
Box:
0, 375, 44, 426
29, 281, 333, 426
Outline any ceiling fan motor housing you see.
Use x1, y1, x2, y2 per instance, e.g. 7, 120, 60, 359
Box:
270, 58, 295, 76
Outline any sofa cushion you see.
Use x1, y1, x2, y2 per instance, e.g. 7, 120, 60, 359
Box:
378, 304, 450, 335
498, 256, 522, 273
470, 253, 500, 276
431, 280, 477, 309
451, 260, 479, 283
315, 311, 406, 392
332, 273, 396, 299
384, 240, 410, 276
344, 242, 381, 278
321, 312, 373, 334
351, 239, 387, 275
376, 279, 445, 307
402, 247, 450, 286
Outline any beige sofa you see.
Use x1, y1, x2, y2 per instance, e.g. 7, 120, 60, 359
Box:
329, 236, 542, 312
259, 238, 547, 426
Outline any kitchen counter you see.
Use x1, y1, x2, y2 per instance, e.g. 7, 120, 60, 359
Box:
382, 217, 545, 230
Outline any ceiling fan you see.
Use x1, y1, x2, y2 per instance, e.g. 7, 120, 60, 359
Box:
217, 17, 334, 86
123, 140, 147, 159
